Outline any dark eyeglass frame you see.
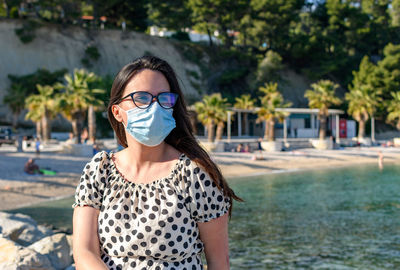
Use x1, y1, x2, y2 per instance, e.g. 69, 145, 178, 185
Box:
119, 91, 179, 109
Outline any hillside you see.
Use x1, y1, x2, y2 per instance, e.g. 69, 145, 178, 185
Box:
0, 19, 203, 124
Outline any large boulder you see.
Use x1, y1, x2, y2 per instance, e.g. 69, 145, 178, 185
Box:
0, 235, 54, 270
0, 212, 53, 246
29, 233, 73, 270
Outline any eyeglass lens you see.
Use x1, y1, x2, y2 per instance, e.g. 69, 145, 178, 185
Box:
132, 92, 177, 109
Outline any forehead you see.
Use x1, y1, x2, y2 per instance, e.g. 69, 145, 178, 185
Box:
123, 69, 170, 96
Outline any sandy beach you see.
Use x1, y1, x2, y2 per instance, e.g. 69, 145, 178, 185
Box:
1, 145, 399, 210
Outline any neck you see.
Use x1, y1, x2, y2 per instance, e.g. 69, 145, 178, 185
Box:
124, 136, 168, 163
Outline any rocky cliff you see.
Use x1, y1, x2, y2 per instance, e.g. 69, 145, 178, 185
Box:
0, 19, 202, 124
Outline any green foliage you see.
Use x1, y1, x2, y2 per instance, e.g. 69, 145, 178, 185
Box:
170, 31, 191, 41
92, 0, 149, 32
346, 57, 382, 138
391, 0, 400, 27
148, 0, 192, 31
305, 79, 342, 140
85, 46, 101, 61
55, 69, 103, 119
25, 84, 57, 122
257, 82, 291, 141
4, 68, 67, 116
0, 3, 6, 17
376, 43, 400, 99
305, 80, 342, 116
10, 6, 18, 18
15, 20, 40, 44
194, 93, 230, 141
256, 50, 284, 84
186, 70, 200, 80
55, 69, 105, 141
387, 91, 400, 130
347, 56, 381, 121
234, 94, 256, 110
6, 0, 400, 109
187, 0, 248, 47
82, 45, 101, 68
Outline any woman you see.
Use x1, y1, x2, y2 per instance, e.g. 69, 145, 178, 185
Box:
72, 56, 241, 270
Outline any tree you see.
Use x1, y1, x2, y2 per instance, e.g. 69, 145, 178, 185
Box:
391, 0, 400, 27
187, 0, 248, 47
194, 93, 228, 142
92, 0, 148, 31
346, 56, 381, 141
3, 68, 66, 128
257, 82, 291, 141
234, 94, 256, 135
56, 69, 103, 143
148, 0, 192, 31
213, 94, 229, 141
387, 91, 400, 130
256, 50, 283, 84
305, 80, 342, 140
25, 84, 57, 141
346, 86, 380, 141
244, 0, 304, 51
3, 84, 26, 128
376, 43, 400, 100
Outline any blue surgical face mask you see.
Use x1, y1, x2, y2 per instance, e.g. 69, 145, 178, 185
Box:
118, 103, 176, 147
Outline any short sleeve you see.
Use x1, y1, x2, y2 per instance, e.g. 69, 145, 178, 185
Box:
182, 158, 231, 223
72, 151, 109, 209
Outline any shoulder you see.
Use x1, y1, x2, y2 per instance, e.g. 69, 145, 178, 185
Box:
88, 151, 111, 164
82, 151, 111, 174
179, 155, 216, 188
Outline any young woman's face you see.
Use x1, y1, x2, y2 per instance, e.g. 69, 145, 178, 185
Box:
114, 69, 171, 124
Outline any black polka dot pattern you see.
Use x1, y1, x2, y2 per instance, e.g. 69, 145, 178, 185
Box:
73, 151, 231, 269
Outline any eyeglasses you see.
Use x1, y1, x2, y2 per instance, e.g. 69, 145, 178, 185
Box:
119, 91, 179, 109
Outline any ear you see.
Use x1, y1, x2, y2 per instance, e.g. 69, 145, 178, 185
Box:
112, 105, 124, 123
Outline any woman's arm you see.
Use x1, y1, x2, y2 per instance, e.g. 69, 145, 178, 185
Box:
198, 213, 230, 270
73, 206, 108, 270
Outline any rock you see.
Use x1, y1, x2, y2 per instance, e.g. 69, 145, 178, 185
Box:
0, 234, 54, 270
0, 212, 53, 246
29, 233, 73, 270
66, 234, 73, 257
64, 264, 76, 270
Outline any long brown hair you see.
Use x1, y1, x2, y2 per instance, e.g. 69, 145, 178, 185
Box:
107, 56, 242, 217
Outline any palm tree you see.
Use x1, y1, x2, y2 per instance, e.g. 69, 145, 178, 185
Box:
25, 84, 57, 141
387, 91, 400, 130
257, 82, 291, 141
194, 93, 229, 142
234, 94, 256, 136
214, 96, 230, 141
3, 83, 27, 128
305, 80, 342, 140
345, 86, 380, 141
55, 69, 104, 143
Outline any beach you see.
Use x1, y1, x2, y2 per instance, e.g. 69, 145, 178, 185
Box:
1, 146, 400, 211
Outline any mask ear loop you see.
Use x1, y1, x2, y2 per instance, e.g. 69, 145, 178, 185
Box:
116, 105, 128, 128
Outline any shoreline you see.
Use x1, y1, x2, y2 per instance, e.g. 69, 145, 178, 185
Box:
1, 147, 400, 211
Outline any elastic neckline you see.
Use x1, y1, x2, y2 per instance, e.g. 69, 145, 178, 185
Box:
107, 151, 185, 188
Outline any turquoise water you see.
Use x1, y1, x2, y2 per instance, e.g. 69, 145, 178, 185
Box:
9, 164, 400, 269
228, 164, 400, 269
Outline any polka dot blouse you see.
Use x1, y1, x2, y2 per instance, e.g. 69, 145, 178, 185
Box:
72, 151, 231, 270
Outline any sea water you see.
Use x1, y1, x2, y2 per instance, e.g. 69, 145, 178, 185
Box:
228, 164, 400, 269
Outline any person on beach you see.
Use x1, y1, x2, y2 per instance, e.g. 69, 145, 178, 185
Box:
24, 158, 40, 174
378, 150, 384, 170
72, 56, 241, 270
35, 137, 41, 156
